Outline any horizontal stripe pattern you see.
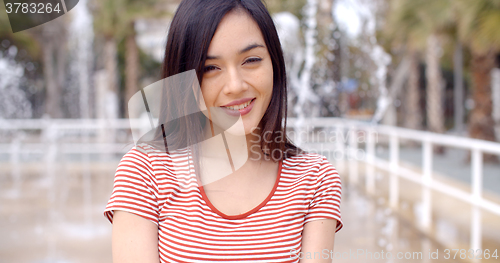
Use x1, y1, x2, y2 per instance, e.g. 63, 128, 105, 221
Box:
104, 145, 342, 262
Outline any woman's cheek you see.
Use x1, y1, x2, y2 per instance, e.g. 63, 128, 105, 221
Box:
200, 83, 217, 108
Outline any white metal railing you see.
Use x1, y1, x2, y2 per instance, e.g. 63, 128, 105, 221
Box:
0, 118, 134, 228
2, 117, 500, 251
289, 117, 500, 252
0, 118, 132, 155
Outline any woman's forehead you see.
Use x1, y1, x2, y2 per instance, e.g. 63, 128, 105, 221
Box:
207, 10, 267, 55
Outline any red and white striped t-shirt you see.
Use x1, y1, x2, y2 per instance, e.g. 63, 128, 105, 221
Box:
104, 145, 342, 262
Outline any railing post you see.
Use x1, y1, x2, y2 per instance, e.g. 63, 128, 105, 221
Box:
335, 124, 345, 174
471, 149, 483, 251
389, 132, 399, 208
422, 140, 432, 230
348, 126, 358, 185
44, 123, 58, 187
366, 128, 375, 195
43, 122, 59, 259
10, 136, 22, 197
82, 124, 93, 227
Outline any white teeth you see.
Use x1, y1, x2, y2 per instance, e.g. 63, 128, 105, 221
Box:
226, 100, 252, 111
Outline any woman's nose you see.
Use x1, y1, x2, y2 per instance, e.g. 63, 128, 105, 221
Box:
222, 67, 247, 95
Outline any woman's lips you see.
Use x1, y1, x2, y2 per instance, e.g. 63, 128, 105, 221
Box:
221, 97, 254, 107
220, 98, 255, 116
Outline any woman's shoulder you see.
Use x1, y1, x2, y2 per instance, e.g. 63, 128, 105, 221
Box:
118, 143, 190, 177
118, 144, 154, 169
127, 143, 190, 162
283, 151, 332, 167
282, 152, 338, 178
115, 144, 190, 193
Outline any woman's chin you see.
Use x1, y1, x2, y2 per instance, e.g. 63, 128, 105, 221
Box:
223, 125, 247, 136
222, 123, 259, 137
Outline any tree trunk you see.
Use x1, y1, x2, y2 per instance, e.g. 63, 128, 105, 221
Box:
453, 41, 464, 133
469, 50, 498, 162
43, 41, 61, 118
41, 19, 69, 119
405, 50, 422, 130
493, 68, 500, 129
56, 35, 67, 117
125, 32, 139, 118
425, 34, 445, 134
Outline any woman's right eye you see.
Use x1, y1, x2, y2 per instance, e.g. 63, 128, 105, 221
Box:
204, 65, 218, 73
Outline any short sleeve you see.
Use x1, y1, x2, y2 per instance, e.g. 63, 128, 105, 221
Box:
304, 156, 343, 232
104, 147, 159, 225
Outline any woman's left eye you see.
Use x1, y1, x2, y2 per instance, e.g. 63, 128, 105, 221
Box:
243, 57, 262, 64
203, 65, 218, 73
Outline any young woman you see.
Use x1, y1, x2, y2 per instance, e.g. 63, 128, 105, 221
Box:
104, 0, 342, 262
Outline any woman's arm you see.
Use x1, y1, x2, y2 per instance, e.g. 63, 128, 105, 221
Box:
112, 211, 160, 263
300, 219, 337, 263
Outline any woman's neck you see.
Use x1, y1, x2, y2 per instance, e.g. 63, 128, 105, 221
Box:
200, 121, 262, 161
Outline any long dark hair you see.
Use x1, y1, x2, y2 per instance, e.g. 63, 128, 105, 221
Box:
159, 0, 301, 161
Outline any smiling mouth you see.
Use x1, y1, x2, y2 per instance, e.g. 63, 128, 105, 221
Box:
222, 98, 255, 111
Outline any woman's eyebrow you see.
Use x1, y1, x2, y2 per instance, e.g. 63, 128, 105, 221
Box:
239, 43, 265, 54
206, 55, 220, 60
206, 43, 265, 60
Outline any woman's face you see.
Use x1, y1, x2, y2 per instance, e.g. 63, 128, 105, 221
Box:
200, 10, 274, 135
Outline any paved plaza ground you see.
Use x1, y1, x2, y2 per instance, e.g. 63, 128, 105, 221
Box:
0, 149, 499, 262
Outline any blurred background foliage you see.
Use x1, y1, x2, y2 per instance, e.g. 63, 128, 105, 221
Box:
1, 0, 499, 148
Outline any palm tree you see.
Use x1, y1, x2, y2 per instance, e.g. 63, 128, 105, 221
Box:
91, 0, 124, 118
425, 33, 445, 134
121, 0, 173, 117
384, 0, 456, 135
91, 0, 167, 118
125, 28, 139, 116
385, 0, 499, 159
1, 3, 70, 118
383, 0, 425, 130
405, 50, 422, 130
455, 0, 500, 151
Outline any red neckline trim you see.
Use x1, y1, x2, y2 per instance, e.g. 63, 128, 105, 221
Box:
197, 160, 282, 220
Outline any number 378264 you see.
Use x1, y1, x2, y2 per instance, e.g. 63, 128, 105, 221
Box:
5, 3, 62, 14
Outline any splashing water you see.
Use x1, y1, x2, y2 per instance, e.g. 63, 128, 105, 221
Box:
68, 0, 93, 119
274, 0, 321, 146
296, 0, 321, 121
273, 12, 302, 101
0, 47, 33, 119
370, 45, 392, 123
334, 0, 392, 123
